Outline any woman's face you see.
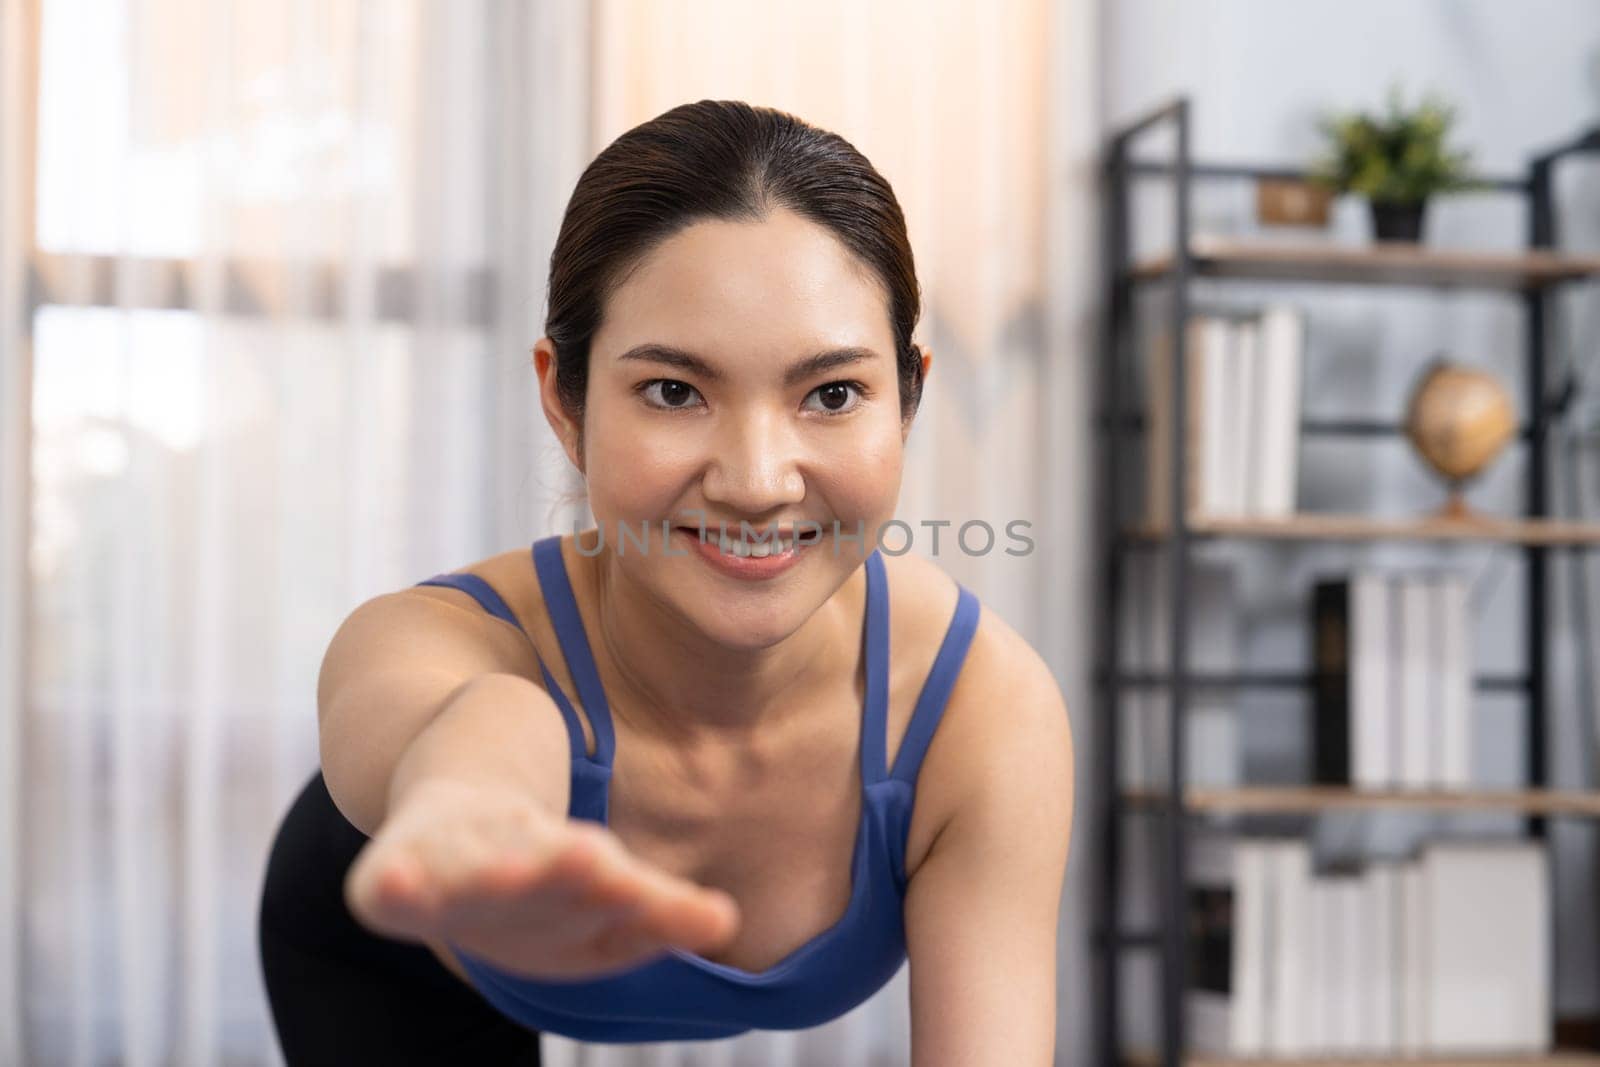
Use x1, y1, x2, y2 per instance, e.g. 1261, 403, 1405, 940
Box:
536, 207, 927, 650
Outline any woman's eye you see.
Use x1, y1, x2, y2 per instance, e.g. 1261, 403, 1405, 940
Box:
638, 378, 869, 415
638, 379, 704, 411
803, 380, 868, 416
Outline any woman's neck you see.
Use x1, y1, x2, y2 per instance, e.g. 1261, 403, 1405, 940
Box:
574, 539, 856, 749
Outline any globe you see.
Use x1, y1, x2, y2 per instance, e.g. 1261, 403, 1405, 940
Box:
1403, 359, 1517, 519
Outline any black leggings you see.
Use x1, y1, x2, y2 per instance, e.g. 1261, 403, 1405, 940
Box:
258, 769, 544, 1066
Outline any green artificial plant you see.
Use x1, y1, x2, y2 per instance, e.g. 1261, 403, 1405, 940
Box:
1313, 85, 1478, 204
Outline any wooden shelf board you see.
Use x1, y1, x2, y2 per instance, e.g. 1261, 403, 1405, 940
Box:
1122, 1051, 1600, 1067
1129, 512, 1600, 546
1130, 237, 1600, 289
1123, 786, 1600, 817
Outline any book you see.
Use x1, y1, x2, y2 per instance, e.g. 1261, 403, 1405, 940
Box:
1306, 876, 1336, 1053
1143, 321, 1209, 528
1200, 317, 1235, 516
1252, 305, 1305, 517
1230, 318, 1259, 518
1437, 573, 1473, 788
1310, 571, 1392, 788
1421, 841, 1550, 1053
1357, 572, 1396, 789
1363, 862, 1402, 1054
1267, 841, 1313, 1055
1231, 842, 1270, 1053
1143, 329, 1178, 529
1144, 309, 1304, 524
1185, 834, 1271, 1055
1398, 860, 1428, 1054
1398, 575, 1436, 787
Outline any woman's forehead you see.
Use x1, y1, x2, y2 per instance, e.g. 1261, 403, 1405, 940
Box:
596, 213, 893, 362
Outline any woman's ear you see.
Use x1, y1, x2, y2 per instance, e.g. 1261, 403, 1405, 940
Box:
533, 339, 585, 475
902, 343, 933, 442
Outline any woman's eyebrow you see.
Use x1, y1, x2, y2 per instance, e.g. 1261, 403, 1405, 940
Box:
616, 343, 880, 386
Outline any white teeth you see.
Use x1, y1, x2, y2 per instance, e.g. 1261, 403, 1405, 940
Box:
683, 525, 822, 558
707, 531, 797, 558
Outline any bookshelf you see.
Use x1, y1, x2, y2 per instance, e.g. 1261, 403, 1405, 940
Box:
1130, 237, 1600, 290
1093, 97, 1600, 1067
1122, 787, 1600, 818
1128, 513, 1600, 546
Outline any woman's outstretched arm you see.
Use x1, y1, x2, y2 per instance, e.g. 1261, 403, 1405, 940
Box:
316, 586, 739, 979
317, 588, 560, 835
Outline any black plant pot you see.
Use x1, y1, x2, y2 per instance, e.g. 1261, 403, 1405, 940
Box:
1370, 199, 1428, 242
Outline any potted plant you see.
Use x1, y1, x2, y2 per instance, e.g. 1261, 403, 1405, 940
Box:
1312, 86, 1477, 243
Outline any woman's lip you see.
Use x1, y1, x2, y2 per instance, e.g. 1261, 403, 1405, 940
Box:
671, 526, 815, 580
674, 525, 822, 544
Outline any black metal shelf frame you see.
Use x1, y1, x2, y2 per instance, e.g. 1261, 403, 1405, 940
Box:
1090, 95, 1600, 1067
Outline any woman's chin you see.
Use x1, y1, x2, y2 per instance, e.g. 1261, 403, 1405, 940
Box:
686, 602, 804, 652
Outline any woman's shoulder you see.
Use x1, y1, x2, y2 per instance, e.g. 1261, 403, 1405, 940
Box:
881, 550, 1072, 882
402, 543, 555, 679
882, 550, 1072, 848
406, 542, 547, 623
878, 549, 1060, 717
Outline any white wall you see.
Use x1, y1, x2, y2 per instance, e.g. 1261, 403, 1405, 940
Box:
1101, 0, 1600, 1039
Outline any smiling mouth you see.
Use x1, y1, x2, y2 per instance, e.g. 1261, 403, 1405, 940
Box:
675, 524, 825, 557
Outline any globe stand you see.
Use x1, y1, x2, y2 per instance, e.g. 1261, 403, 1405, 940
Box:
1431, 479, 1492, 525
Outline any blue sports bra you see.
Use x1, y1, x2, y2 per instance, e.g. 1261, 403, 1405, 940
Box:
415, 533, 981, 1042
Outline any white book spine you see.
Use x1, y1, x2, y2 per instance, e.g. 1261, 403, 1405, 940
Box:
1352, 570, 1392, 789
1366, 864, 1400, 1054
1398, 862, 1428, 1054
1422, 842, 1551, 1053
1188, 993, 1233, 1056
1230, 843, 1268, 1054
1387, 577, 1406, 790
1269, 842, 1312, 1055
1328, 878, 1359, 1053
1255, 305, 1303, 517
1234, 319, 1261, 517
1307, 879, 1335, 1054
1399, 576, 1434, 788
1438, 573, 1473, 788
1423, 574, 1448, 789
1199, 317, 1233, 517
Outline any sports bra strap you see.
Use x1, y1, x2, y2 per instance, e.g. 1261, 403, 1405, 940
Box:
532, 537, 617, 766
859, 550, 891, 787
889, 584, 981, 786
416, 573, 525, 633
415, 569, 592, 763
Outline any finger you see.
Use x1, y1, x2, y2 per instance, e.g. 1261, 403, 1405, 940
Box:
561, 836, 740, 938
617, 876, 740, 951
376, 851, 428, 908
429, 830, 620, 932
466, 821, 606, 895
348, 849, 441, 935
422, 821, 597, 911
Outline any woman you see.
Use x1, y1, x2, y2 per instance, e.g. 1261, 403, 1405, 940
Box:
258, 99, 1074, 1064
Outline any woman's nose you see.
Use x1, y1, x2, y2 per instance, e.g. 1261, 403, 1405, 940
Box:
701, 409, 806, 513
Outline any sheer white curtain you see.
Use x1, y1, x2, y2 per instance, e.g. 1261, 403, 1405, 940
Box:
1, 0, 587, 1062
0, 0, 1102, 1063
